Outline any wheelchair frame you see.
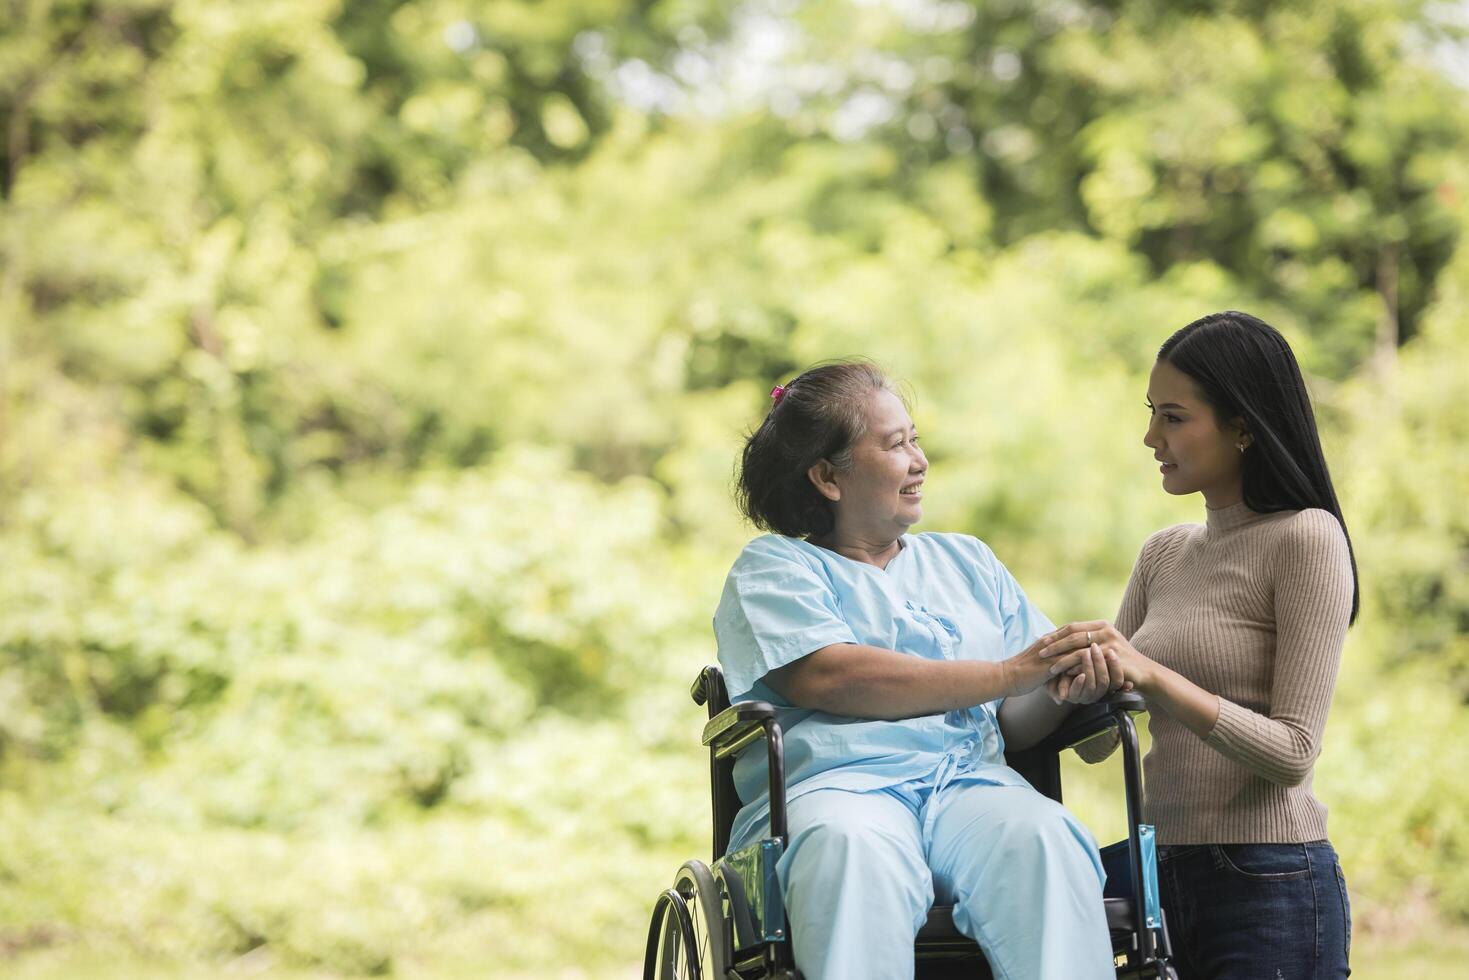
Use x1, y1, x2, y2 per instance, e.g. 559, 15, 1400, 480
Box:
644, 665, 1176, 980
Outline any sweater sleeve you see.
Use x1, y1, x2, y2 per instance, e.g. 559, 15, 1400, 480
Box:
1073, 531, 1163, 764
1204, 510, 1353, 786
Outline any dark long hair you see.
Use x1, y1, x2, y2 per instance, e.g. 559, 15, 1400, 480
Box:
736, 360, 897, 538
1160, 311, 1359, 623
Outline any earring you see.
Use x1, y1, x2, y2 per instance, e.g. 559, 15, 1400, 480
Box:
1237, 442, 1248, 452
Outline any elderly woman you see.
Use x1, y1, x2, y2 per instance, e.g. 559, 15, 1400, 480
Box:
715, 361, 1120, 980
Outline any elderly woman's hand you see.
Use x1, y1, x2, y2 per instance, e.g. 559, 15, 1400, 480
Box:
1000, 628, 1096, 698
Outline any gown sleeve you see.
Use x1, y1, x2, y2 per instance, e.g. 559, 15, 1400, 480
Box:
714, 538, 860, 701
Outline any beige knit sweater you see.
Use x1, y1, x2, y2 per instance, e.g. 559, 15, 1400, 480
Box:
1091, 502, 1354, 845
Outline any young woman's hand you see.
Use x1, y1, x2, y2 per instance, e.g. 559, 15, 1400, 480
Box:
1046, 643, 1132, 704
1044, 621, 1159, 694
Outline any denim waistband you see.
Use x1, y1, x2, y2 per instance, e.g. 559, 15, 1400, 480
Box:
1159, 840, 1331, 860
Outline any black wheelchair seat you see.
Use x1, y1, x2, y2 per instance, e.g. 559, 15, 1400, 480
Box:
917, 897, 1136, 944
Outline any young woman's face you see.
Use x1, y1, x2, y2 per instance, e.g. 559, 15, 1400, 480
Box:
1143, 359, 1248, 501
824, 389, 928, 537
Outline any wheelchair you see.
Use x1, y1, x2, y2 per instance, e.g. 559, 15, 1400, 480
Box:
642, 665, 1178, 980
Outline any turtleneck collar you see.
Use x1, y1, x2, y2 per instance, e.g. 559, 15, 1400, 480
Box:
1205, 499, 1269, 535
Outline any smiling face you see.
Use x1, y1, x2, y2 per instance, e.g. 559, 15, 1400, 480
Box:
809, 388, 927, 544
1144, 359, 1250, 506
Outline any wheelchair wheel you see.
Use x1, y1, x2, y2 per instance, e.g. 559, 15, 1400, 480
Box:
675, 861, 730, 980
644, 860, 731, 980
644, 887, 700, 980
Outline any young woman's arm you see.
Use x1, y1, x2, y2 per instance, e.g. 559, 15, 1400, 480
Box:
1199, 511, 1353, 785
1064, 513, 1352, 785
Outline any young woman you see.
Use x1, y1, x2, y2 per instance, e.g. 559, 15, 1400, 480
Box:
1047, 311, 1358, 979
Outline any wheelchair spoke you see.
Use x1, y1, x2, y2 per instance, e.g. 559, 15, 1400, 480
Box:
692, 904, 706, 968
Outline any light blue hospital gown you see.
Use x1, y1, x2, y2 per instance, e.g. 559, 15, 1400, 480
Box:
714, 532, 1114, 980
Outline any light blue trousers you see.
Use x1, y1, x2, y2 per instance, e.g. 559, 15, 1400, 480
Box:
766, 778, 1114, 980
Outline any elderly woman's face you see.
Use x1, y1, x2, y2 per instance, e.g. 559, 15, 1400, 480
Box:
825, 389, 927, 537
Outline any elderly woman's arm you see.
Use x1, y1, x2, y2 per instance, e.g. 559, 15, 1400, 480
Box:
764, 631, 1093, 721
997, 689, 1077, 751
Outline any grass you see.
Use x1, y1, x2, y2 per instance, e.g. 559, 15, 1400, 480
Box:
9, 925, 1469, 979
1352, 926, 1469, 978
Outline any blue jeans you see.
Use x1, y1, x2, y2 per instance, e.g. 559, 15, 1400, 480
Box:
1159, 841, 1351, 980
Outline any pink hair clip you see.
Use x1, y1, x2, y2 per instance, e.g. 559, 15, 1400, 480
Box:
770, 384, 788, 404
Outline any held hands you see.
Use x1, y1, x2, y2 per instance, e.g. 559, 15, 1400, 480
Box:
1000, 626, 1104, 698
1040, 621, 1157, 705
1046, 644, 1129, 705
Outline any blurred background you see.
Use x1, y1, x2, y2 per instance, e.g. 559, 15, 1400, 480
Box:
2, 0, 1468, 977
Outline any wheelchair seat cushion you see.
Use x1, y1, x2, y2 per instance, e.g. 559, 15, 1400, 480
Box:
917, 898, 1135, 943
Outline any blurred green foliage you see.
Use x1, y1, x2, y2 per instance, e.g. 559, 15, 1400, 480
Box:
2, 0, 1467, 975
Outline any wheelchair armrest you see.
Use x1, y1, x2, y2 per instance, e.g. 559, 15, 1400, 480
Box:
701, 700, 792, 844
703, 701, 780, 759
1036, 691, 1146, 754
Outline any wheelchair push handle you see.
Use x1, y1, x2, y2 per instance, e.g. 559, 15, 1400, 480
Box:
690, 668, 719, 707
